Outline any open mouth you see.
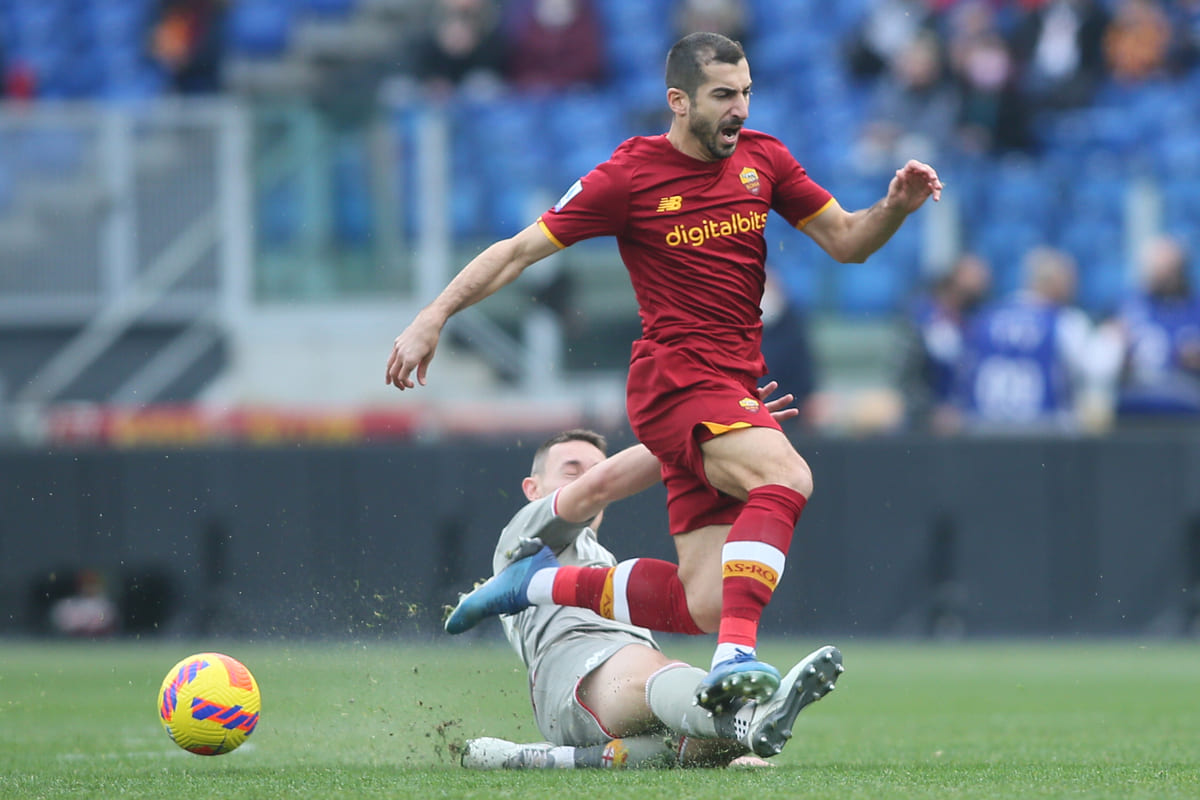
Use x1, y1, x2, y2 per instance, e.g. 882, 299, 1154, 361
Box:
720, 124, 742, 146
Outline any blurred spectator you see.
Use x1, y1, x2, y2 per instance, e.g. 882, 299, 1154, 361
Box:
412, 0, 507, 97
894, 253, 992, 434
955, 246, 1119, 432
150, 0, 228, 94
946, 1, 1033, 154
1103, 0, 1172, 85
856, 31, 959, 170
844, 0, 937, 81
672, 0, 750, 44
1011, 0, 1111, 112
49, 569, 118, 637
1110, 235, 1200, 420
505, 0, 606, 92
759, 269, 820, 429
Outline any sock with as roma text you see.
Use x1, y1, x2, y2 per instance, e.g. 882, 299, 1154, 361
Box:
712, 484, 806, 667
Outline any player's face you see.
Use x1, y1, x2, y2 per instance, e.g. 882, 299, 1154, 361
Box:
686, 59, 752, 161
531, 440, 606, 498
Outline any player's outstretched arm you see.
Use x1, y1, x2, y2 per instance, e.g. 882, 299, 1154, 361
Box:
554, 442, 662, 524
386, 223, 560, 389
803, 159, 943, 264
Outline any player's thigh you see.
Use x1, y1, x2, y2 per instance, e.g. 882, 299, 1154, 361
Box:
533, 638, 661, 745
577, 644, 677, 738
700, 425, 813, 499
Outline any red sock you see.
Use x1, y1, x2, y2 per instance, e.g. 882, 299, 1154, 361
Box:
717, 484, 807, 649
549, 559, 703, 634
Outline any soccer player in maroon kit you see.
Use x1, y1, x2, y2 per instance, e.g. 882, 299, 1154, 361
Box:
387, 32, 942, 711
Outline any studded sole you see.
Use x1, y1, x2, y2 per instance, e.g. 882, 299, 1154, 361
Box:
751, 645, 844, 757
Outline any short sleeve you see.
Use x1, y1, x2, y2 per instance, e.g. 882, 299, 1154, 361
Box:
538, 159, 630, 247
767, 142, 835, 230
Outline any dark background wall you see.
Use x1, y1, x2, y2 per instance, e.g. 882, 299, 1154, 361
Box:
4, 432, 1200, 640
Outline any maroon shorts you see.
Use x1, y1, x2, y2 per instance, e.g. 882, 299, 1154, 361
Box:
626, 339, 781, 535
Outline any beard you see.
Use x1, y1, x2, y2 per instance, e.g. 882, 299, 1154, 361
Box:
688, 113, 741, 160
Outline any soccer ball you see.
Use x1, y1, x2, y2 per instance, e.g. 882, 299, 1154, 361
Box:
157, 652, 261, 755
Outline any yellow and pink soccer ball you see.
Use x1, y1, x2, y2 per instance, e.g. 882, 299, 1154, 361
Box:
157, 652, 261, 755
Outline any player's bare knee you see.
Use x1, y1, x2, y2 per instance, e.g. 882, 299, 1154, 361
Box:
777, 456, 813, 498
757, 453, 812, 498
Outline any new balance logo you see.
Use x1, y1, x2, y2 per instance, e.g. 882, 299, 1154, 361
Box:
656, 195, 683, 212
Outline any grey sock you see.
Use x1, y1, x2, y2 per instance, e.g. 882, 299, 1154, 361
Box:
572, 734, 679, 769
645, 664, 720, 738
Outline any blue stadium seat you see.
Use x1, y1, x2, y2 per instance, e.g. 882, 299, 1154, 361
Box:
448, 170, 486, 238
1156, 129, 1200, 178
749, 0, 821, 32
765, 221, 822, 308
970, 219, 1046, 295
1056, 219, 1124, 308
486, 182, 548, 237
604, 29, 669, 79
47, 51, 106, 99
1161, 177, 1200, 232
543, 91, 624, 167
85, 0, 148, 42
299, 0, 358, 17
1076, 257, 1127, 314
987, 163, 1058, 232
835, 255, 905, 315
749, 30, 818, 80
226, 0, 294, 57
1068, 174, 1127, 227
332, 137, 371, 245
5, 0, 62, 47
594, 0, 667, 34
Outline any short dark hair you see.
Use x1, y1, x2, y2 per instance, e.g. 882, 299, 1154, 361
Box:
665, 32, 746, 97
531, 429, 608, 476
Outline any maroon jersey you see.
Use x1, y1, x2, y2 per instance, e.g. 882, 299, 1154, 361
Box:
537, 130, 833, 376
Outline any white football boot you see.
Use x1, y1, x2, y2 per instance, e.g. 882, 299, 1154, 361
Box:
720, 644, 844, 758
461, 737, 558, 769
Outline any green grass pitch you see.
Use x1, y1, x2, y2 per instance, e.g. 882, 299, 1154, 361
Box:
1, 637, 1197, 799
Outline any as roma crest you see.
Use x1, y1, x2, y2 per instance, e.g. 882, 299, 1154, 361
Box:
739, 167, 760, 195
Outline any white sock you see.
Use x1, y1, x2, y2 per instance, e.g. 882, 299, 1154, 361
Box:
546, 745, 575, 768
711, 642, 754, 669
525, 568, 557, 605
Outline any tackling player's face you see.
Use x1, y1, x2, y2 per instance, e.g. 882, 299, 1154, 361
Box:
686, 59, 752, 161
527, 440, 605, 499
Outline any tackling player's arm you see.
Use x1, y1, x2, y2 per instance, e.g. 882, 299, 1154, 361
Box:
386, 223, 561, 389
804, 159, 943, 264
555, 443, 664, 525
554, 382, 800, 525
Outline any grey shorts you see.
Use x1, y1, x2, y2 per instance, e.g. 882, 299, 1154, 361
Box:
529, 634, 656, 746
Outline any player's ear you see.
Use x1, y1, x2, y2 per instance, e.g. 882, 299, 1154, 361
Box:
667, 86, 690, 117
521, 475, 540, 501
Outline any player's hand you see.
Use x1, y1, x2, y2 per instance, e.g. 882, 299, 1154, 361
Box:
757, 380, 800, 423
385, 313, 442, 389
887, 159, 943, 213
